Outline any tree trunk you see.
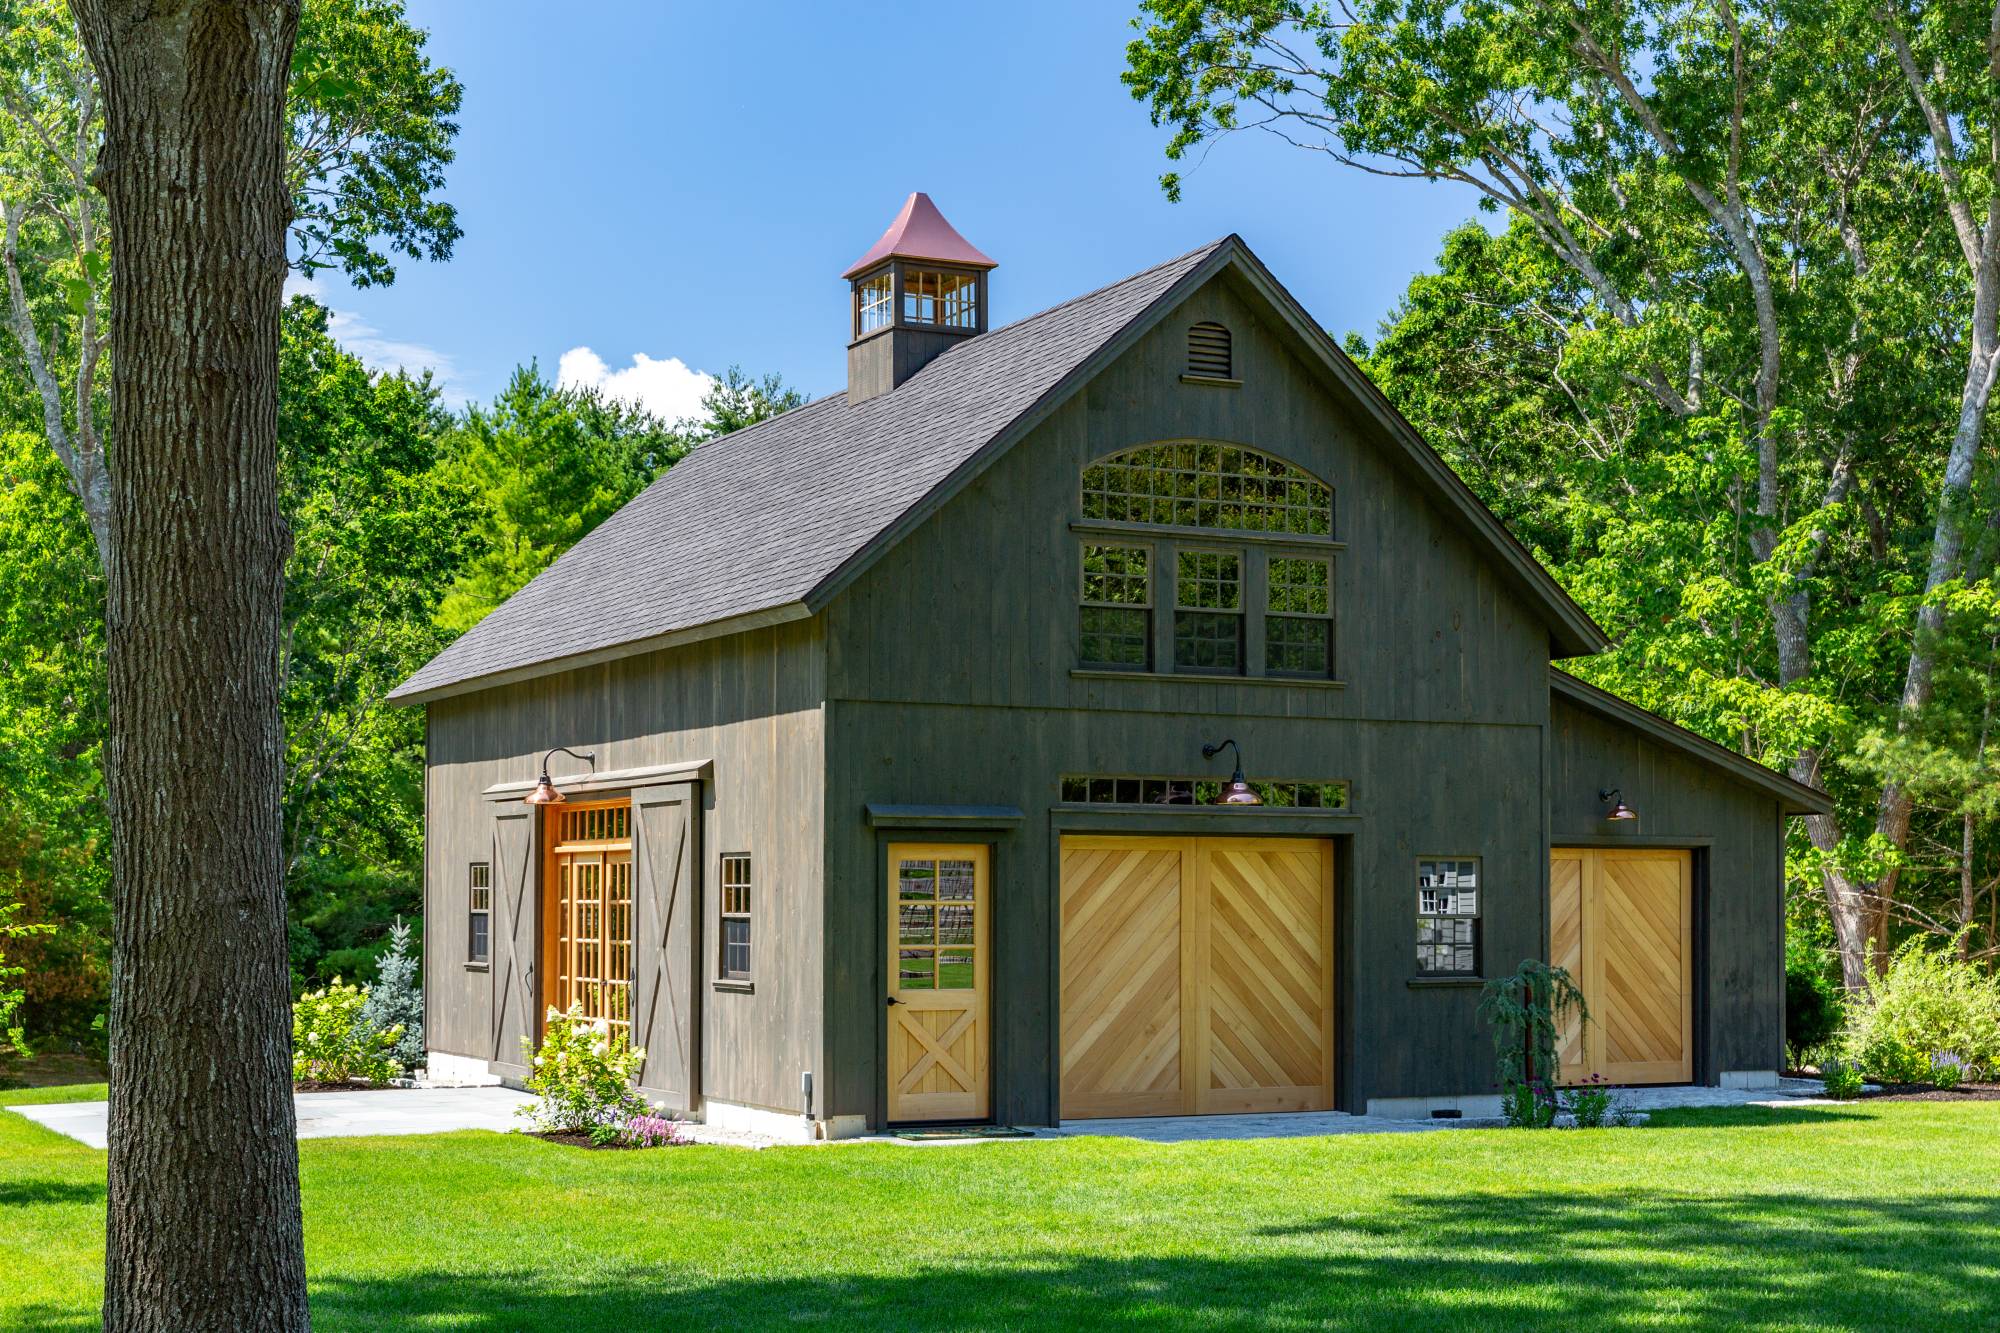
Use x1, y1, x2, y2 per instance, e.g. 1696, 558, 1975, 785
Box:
64, 2, 309, 1329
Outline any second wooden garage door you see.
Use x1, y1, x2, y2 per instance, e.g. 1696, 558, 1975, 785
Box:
1549, 847, 1693, 1085
1059, 836, 1334, 1119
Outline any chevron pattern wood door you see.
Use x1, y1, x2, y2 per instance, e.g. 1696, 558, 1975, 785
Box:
1549, 850, 1587, 1083
1058, 835, 1334, 1119
1194, 841, 1336, 1114
1549, 848, 1693, 1086
1059, 839, 1187, 1119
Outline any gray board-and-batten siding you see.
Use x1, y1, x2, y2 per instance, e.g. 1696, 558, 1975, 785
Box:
413, 241, 1823, 1127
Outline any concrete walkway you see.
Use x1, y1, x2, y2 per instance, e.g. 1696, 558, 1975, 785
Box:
11, 1079, 1846, 1151
10, 1086, 537, 1150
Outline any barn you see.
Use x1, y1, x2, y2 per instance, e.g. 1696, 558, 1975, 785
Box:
390, 194, 1831, 1138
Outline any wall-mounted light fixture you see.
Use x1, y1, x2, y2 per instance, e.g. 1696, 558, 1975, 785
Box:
1598, 787, 1638, 822
524, 746, 598, 806
1202, 739, 1263, 806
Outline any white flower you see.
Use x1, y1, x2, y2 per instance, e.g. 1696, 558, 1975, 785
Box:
533, 1056, 544, 1067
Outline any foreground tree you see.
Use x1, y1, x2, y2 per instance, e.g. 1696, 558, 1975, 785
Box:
65, 0, 310, 1326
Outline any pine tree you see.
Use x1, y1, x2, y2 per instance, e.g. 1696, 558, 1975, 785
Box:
361, 916, 424, 1074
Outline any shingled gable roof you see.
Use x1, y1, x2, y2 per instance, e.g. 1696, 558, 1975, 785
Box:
1551, 670, 1834, 816
392, 235, 1606, 706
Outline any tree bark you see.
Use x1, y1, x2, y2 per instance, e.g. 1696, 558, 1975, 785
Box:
64, 1, 309, 1329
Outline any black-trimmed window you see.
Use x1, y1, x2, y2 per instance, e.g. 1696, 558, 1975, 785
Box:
1267, 556, 1333, 677
1081, 442, 1331, 536
1080, 544, 1152, 668
1416, 858, 1480, 976
467, 862, 491, 966
720, 854, 752, 981
1174, 549, 1242, 673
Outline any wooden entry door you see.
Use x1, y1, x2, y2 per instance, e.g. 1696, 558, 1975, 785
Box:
542, 800, 635, 1044
886, 844, 990, 1122
1550, 847, 1693, 1085
1060, 836, 1334, 1119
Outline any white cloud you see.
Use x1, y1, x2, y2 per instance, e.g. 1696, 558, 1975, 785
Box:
323, 308, 465, 407
282, 271, 324, 300
557, 346, 716, 424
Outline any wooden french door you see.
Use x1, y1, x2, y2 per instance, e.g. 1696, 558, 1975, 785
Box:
1059, 836, 1334, 1119
1550, 847, 1693, 1085
542, 800, 635, 1045
886, 844, 990, 1122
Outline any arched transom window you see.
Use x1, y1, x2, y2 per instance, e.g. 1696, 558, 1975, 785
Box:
1076, 441, 1338, 681
1081, 441, 1331, 537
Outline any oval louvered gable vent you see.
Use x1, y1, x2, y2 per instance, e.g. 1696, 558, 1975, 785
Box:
1187, 322, 1233, 379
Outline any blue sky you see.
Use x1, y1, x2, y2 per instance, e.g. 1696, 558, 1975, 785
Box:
300, 0, 1490, 417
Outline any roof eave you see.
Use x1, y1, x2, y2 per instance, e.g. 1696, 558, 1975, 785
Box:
386, 601, 813, 708
1550, 668, 1834, 816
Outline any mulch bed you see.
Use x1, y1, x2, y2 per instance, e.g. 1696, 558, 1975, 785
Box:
1860, 1080, 2000, 1103
292, 1080, 402, 1094
527, 1130, 635, 1150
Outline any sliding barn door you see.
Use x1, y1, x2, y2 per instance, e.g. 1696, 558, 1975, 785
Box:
1058, 835, 1334, 1119
631, 782, 699, 1113
1550, 847, 1693, 1085
489, 807, 536, 1079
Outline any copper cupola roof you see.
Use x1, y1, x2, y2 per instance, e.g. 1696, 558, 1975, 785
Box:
842, 192, 998, 278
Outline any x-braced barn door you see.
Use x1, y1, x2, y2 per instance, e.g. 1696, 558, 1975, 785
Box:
886, 844, 990, 1122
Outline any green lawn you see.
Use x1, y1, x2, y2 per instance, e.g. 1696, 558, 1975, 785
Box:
3, 1085, 1997, 1330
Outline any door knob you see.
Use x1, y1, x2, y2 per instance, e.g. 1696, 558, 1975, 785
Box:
885, 995, 901, 1007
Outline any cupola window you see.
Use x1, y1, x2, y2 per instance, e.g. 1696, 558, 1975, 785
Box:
857, 269, 895, 335
904, 268, 981, 329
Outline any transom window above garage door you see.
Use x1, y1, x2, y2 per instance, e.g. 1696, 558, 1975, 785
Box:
1075, 441, 1340, 681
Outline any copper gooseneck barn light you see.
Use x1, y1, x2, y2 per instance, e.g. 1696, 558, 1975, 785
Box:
1599, 787, 1638, 822
524, 746, 598, 806
1202, 739, 1264, 806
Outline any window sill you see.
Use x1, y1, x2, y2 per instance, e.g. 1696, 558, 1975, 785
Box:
1179, 373, 1243, 388
712, 979, 754, 994
464, 962, 490, 973
1072, 668, 1346, 690
1070, 520, 1342, 550
1406, 976, 1485, 989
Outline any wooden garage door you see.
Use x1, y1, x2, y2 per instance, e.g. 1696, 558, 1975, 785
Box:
1060, 836, 1333, 1119
1550, 847, 1692, 1085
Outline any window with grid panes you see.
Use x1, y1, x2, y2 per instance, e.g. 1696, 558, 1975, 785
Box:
856, 268, 893, 335
720, 854, 752, 981
467, 862, 490, 965
1266, 556, 1333, 677
1174, 549, 1242, 673
1416, 858, 1481, 976
1079, 543, 1151, 668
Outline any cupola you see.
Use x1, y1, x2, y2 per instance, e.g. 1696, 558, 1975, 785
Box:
844, 192, 996, 403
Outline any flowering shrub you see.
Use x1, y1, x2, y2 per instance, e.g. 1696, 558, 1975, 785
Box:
1841, 937, 2000, 1082
616, 1111, 692, 1148
293, 978, 401, 1084
1502, 1078, 1556, 1128
517, 1004, 648, 1141
1560, 1074, 1616, 1128
1820, 1059, 1864, 1100
1930, 1051, 1967, 1091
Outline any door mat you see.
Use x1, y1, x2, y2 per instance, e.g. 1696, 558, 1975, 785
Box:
891, 1126, 1035, 1141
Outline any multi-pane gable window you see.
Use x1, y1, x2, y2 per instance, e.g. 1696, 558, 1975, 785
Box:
1174, 550, 1242, 673
467, 862, 491, 966
1267, 557, 1333, 677
1080, 544, 1151, 668
1081, 442, 1331, 536
720, 854, 752, 981
1416, 858, 1481, 976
